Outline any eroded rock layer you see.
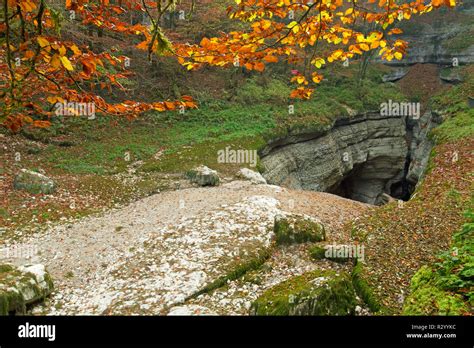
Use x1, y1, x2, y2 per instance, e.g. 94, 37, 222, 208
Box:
261, 111, 438, 205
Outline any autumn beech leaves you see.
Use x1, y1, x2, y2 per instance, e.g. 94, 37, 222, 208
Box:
1, 0, 196, 132
175, 0, 457, 100
1, 0, 456, 132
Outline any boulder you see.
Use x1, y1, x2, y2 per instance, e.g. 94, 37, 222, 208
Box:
186, 165, 220, 187
13, 169, 56, 194
274, 213, 325, 245
468, 97, 474, 108
238, 168, 267, 184
382, 68, 408, 82
0, 264, 54, 315
439, 69, 464, 84
378, 193, 396, 205
251, 269, 356, 315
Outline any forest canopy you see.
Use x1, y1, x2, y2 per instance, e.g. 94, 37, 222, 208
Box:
0, 0, 457, 131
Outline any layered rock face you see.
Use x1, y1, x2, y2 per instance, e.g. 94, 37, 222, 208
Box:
260, 112, 439, 205
377, 0, 474, 65
406, 110, 443, 187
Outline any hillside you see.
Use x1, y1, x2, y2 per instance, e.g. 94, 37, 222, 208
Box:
0, 0, 473, 319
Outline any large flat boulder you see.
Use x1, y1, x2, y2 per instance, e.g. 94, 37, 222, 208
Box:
274, 213, 325, 245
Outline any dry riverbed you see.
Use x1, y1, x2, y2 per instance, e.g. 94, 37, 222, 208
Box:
2, 180, 368, 315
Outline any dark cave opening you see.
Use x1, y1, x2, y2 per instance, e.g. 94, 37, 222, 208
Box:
327, 157, 416, 205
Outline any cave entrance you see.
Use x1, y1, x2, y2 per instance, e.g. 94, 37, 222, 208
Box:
327, 165, 364, 201
327, 159, 416, 205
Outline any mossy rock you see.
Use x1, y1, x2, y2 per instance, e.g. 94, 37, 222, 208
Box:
0, 264, 54, 315
309, 245, 327, 260
351, 263, 382, 313
251, 269, 356, 315
274, 214, 325, 245
402, 266, 469, 315
185, 165, 220, 187
13, 169, 56, 194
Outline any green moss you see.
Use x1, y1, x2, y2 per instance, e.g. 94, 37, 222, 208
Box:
309, 245, 326, 260
351, 263, 382, 313
252, 269, 356, 316
0, 286, 25, 315
0, 265, 14, 273
309, 245, 356, 264
274, 215, 325, 245
403, 211, 474, 315
403, 285, 468, 315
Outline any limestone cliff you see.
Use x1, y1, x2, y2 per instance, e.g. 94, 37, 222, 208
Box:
379, 0, 474, 65
260, 111, 439, 205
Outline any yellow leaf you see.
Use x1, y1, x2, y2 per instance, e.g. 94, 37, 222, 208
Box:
59, 45, 67, 56
37, 37, 49, 48
312, 73, 323, 83
313, 58, 325, 68
70, 44, 82, 56
60, 56, 74, 71
287, 21, 299, 33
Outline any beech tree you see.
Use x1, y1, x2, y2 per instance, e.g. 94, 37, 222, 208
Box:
175, 0, 456, 98
1, 0, 456, 132
0, 0, 196, 132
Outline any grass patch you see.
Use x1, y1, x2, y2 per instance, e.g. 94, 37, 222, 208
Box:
430, 66, 474, 143
24, 64, 402, 178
